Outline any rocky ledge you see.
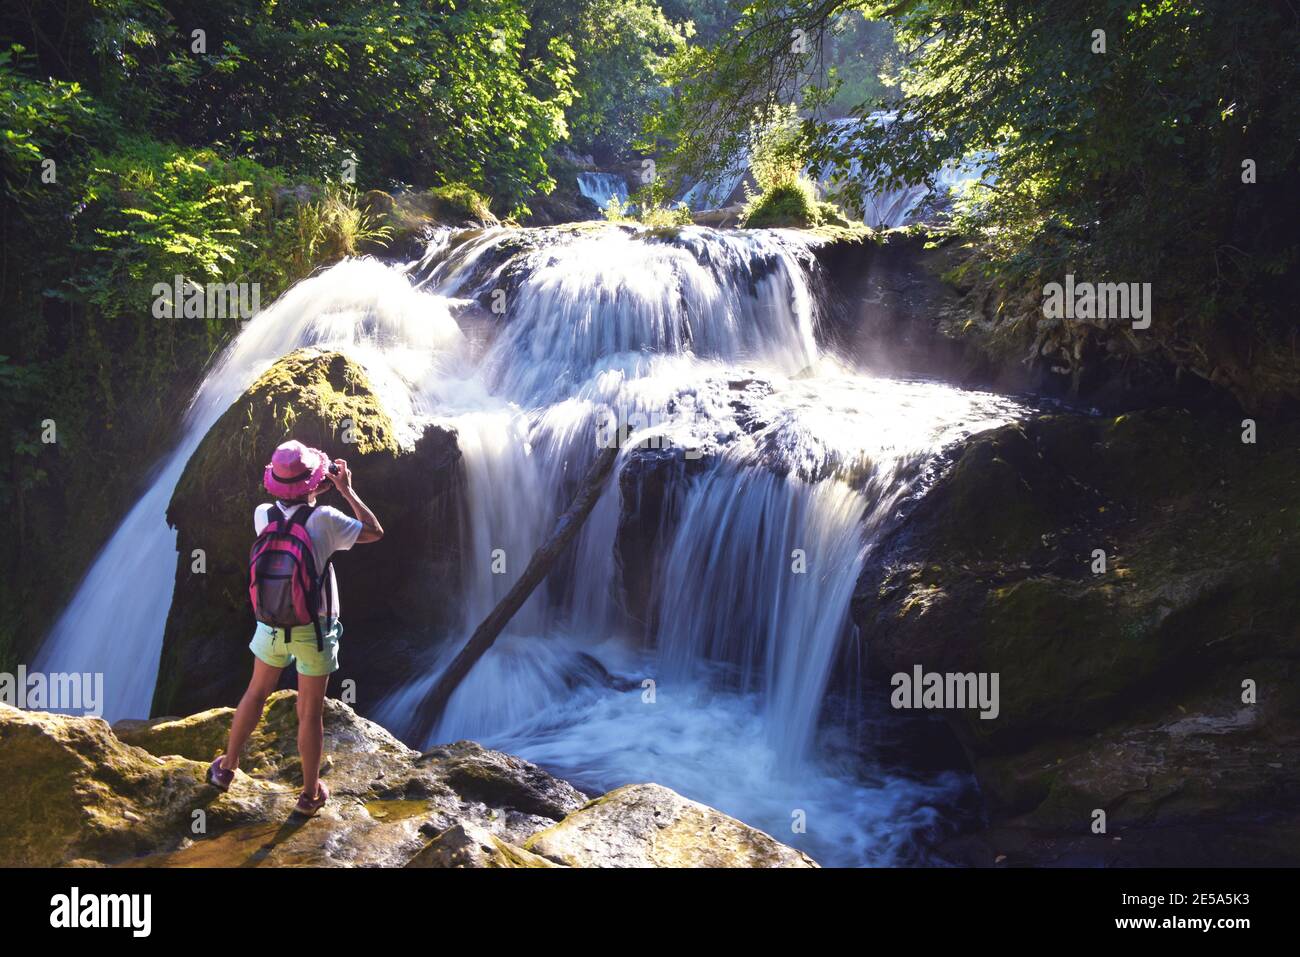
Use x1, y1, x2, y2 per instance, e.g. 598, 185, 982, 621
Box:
0, 692, 816, 868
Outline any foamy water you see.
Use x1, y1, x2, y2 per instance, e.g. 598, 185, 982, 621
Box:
42, 224, 1027, 865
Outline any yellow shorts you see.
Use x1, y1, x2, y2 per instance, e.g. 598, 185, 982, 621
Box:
249, 619, 342, 676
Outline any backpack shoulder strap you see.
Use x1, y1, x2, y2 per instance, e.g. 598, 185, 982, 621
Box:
312, 554, 335, 651
286, 503, 315, 526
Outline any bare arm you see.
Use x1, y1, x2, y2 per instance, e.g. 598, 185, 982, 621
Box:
327, 459, 384, 543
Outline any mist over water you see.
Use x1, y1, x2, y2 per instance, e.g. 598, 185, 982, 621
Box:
40, 223, 1027, 865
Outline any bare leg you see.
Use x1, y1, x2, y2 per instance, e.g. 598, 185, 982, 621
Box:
220, 657, 283, 773
296, 673, 330, 799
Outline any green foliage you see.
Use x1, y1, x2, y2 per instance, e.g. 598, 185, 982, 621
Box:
841, 0, 1300, 404
741, 106, 847, 228
602, 179, 693, 227
652, 0, 1300, 406
65, 140, 260, 341
289, 186, 393, 268
4, 0, 578, 214
0, 47, 106, 201
657, 0, 735, 45
748, 105, 806, 194
820, 13, 897, 117
644, 5, 897, 190
563, 0, 687, 161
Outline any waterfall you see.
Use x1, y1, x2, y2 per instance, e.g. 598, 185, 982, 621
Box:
678, 161, 749, 211
374, 225, 1028, 863
818, 115, 991, 229
40, 222, 1027, 864
576, 172, 629, 211
674, 113, 990, 227
35, 259, 468, 721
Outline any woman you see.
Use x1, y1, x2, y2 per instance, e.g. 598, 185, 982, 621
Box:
205, 439, 383, 816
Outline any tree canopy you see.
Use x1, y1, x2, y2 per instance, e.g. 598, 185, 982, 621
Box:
650, 0, 1300, 404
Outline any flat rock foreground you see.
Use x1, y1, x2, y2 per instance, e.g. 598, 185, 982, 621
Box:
0, 694, 816, 868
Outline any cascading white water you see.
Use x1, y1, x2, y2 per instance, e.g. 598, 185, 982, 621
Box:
41, 222, 1027, 865
818, 115, 991, 229
678, 161, 749, 211
576, 172, 629, 211
36, 260, 469, 721
373, 225, 1028, 864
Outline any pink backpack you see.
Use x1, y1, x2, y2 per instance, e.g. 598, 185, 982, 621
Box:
248, 504, 333, 649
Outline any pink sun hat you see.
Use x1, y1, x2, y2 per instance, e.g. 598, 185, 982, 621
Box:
263, 440, 331, 499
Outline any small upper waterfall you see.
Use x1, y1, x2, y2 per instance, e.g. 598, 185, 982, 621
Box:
576, 172, 629, 211
677, 113, 990, 228
39, 221, 1027, 865
818, 115, 991, 229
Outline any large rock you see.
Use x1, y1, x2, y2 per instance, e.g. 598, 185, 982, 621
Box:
0, 696, 814, 868
152, 347, 464, 717
524, 784, 819, 868
0, 704, 208, 866
360, 186, 499, 259
852, 408, 1300, 864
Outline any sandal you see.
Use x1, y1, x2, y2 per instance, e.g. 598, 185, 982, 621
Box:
293, 780, 329, 817
207, 756, 235, 792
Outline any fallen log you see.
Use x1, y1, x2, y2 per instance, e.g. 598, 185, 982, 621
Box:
408, 444, 620, 744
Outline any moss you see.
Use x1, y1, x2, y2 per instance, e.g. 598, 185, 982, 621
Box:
741, 179, 851, 230
151, 348, 464, 717
742, 182, 817, 228
427, 184, 494, 222
0, 705, 211, 866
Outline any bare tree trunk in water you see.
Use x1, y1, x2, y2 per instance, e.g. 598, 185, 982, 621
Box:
409, 444, 620, 745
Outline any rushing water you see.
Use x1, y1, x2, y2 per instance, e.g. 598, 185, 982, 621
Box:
679, 113, 990, 228
576, 172, 629, 212
39, 222, 1026, 866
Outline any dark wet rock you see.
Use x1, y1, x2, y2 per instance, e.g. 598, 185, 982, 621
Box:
426, 741, 587, 821
852, 408, 1300, 864
614, 445, 713, 634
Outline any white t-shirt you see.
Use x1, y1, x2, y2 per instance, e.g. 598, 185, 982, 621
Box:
254, 502, 363, 618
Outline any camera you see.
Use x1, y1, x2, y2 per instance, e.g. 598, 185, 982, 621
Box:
328, 463, 340, 475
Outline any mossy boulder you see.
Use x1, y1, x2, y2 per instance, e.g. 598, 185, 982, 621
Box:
0, 703, 209, 866
361, 185, 497, 258
152, 348, 464, 718
741, 181, 849, 229
853, 408, 1300, 863
0, 691, 581, 867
